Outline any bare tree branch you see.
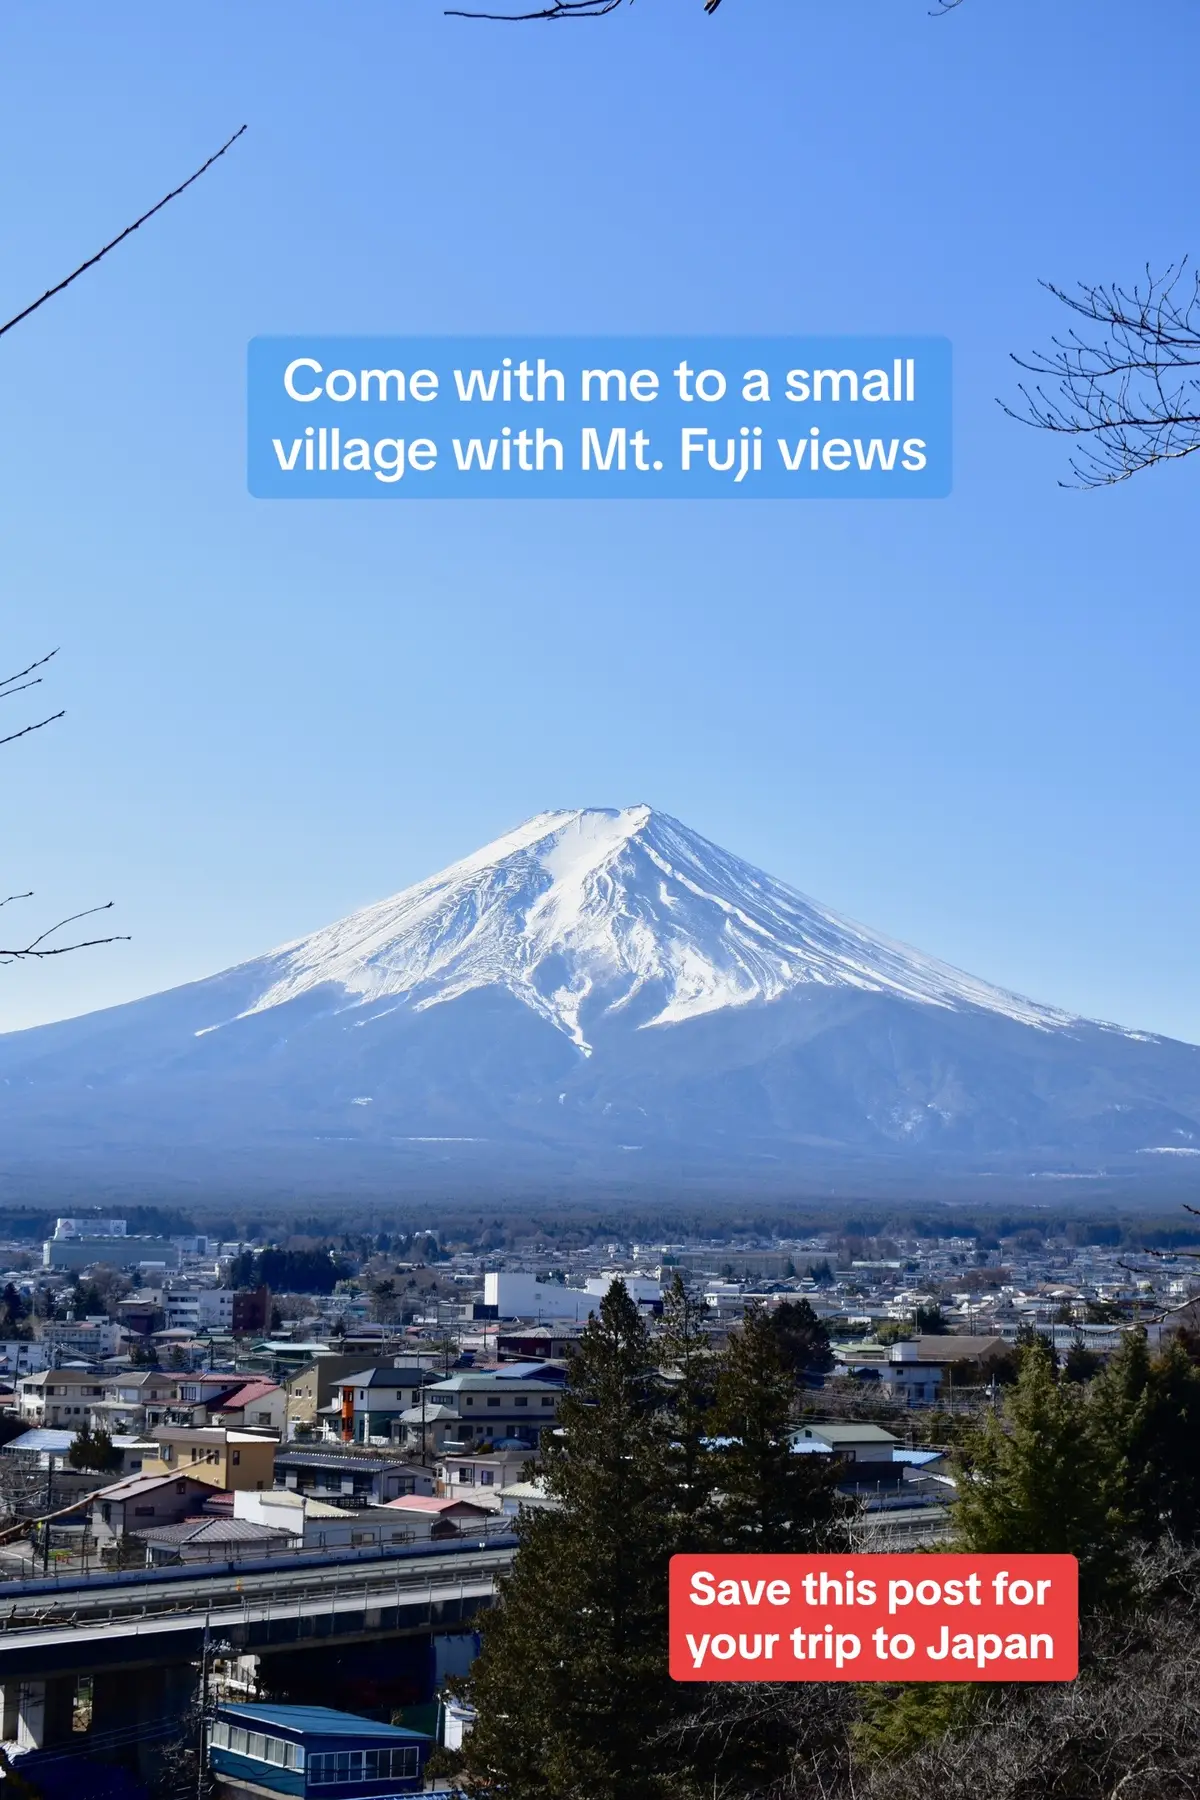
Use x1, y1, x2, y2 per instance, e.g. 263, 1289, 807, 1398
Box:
0, 711, 65, 750
446, 0, 965, 18
0, 649, 65, 745
2, 655, 128, 966
1004, 261, 1200, 487
0, 649, 59, 697
0, 900, 129, 966
445, 0, 621, 17
0, 125, 248, 341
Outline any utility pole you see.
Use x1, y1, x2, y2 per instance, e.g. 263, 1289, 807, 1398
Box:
196, 1620, 233, 1800
40, 1455, 55, 1575
197, 1619, 212, 1800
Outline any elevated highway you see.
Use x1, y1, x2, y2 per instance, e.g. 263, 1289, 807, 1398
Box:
0, 1535, 517, 1681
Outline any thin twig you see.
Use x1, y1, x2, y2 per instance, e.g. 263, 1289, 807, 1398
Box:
1004, 261, 1200, 485
0, 649, 58, 698
447, 0, 622, 16
0, 126, 248, 340
0, 712, 65, 749
0, 902, 129, 965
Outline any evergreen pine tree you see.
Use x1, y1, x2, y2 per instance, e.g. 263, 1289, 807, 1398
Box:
658, 1273, 717, 1548
1062, 1335, 1103, 1382
455, 1281, 677, 1800
1091, 1330, 1200, 1544
955, 1339, 1125, 1608
768, 1297, 835, 1376
710, 1305, 842, 1552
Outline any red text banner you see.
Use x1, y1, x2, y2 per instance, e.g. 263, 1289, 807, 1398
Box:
669, 1554, 1078, 1682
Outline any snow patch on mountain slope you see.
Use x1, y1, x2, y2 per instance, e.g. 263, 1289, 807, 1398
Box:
220, 805, 1084, 1051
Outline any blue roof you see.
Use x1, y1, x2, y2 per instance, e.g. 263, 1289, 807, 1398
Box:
218, 1703, 430, 1742
2, 1429, 76, 1454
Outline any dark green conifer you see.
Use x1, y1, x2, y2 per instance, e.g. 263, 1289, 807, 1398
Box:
1091, 1330, 1200, 1544
658, 1272, 718, 1548
709, 1305, 842, 1552
454, 1280, 676, 1800
955, 1339, 1125, 1609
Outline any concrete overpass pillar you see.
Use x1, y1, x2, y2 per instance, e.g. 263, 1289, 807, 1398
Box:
10, 1676, 73, 1751
13, 1681, 43, 1752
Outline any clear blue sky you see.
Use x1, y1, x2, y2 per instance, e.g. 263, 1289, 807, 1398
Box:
1, 0, 1197, 1039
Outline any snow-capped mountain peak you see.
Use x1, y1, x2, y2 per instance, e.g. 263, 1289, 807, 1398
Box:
233, 805, 1076, 1051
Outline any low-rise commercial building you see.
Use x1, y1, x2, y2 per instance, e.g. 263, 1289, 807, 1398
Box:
207, 1702, 432, 1798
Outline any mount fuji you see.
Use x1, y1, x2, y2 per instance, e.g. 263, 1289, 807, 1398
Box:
2, 805, 1199, 1201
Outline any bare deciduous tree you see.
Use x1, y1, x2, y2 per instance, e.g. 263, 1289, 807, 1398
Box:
2, 127, 247, 973
1006, 262, 1200, 487
1, 651, 128, 965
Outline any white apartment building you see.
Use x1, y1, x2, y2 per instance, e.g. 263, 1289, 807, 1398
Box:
163, 1287, 235, 1332
41, 1317, 122, 1362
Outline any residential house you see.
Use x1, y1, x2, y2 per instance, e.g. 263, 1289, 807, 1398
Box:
381, 1494, 496, 1539
163, 1373, 255, 1426
4, 1426, 148, 1476
134, 1515, 292, 1566
232, 1488, 422, 1552
391, 1401, 468, 1456
140, 1426, 276, 1491
17, 1368, 105, 1428
0, 1342, 47, 1378
89, 1470, 213, 1548
791, 1424, 900, 1464
394, 1364, 564, 1454
330, 1364, 434, 1445
433, 1447, 530, 1498
210, 1379, 287, 1437
274, 1448, 426, 1507
499, 1477, 558, 1517
89, 1371, 179, 1436
833, 1334, 1009, 1405
207, 1703, 432, 1798
284, 1353, 389, 1438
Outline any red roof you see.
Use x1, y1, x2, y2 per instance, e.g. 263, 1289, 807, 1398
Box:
216, 1380, 280, 1412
